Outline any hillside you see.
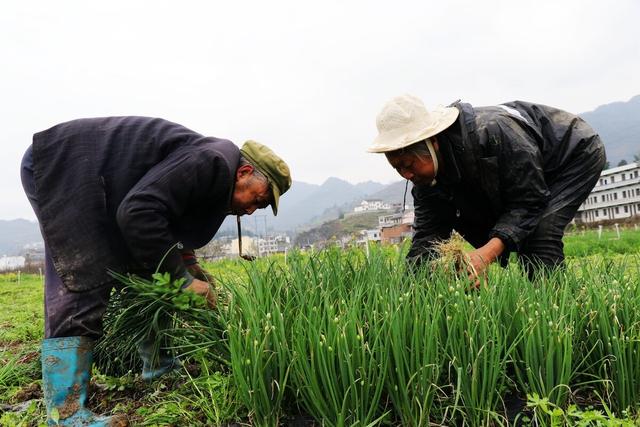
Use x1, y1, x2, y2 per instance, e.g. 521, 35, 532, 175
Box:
0, 219, 42, 256
294, 211, 383, 247
580, 95, 640, 165
216, 177, 391, 235
367, 180, 414, 206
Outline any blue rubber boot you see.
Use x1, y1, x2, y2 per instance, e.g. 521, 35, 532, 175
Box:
137, 336, 182, 382
41, 337, 127, 426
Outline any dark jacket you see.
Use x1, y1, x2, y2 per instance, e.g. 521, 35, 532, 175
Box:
409, 101, 602, 263
32, 116, 239, 291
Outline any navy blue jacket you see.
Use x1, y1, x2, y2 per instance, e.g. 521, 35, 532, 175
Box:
32, 117, 239, 291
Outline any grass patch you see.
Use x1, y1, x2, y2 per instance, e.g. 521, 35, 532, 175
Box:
3, 235, 640, 425
564, 228, 640, 257
0, 274, 43, 406
0, 273, 43, 345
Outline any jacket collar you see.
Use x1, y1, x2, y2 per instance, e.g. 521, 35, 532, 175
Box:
436, 101, 476, 185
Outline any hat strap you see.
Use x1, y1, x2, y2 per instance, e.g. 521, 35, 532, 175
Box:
425, 139, 438, 187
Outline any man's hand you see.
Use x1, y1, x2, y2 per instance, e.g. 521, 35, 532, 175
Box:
186, 262, 216, 284
182, 249, 215, 283
466, 237, 505, 287
183, 278, 217, 309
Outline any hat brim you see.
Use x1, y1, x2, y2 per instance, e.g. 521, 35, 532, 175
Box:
270, 183, 281, 216
367, 107, 459, 153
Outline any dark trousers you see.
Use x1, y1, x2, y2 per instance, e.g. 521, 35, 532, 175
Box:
21, 146, 112, 339
517, 138, 606, 276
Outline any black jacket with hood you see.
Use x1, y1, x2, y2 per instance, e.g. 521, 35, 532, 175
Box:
409, 101, 602, 264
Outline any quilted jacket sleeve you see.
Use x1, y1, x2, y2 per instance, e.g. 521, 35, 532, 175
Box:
116, 147, 234, 282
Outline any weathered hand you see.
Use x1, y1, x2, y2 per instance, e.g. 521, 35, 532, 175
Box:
465, 238, 506, 288
183, 278, 217, 309
466, 250, 489, 288
186, 262, 216, 284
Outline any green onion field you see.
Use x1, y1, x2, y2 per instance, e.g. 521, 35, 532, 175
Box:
2, 229, 640, 426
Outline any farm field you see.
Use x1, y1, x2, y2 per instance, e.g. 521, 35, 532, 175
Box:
2, 230, 640, 426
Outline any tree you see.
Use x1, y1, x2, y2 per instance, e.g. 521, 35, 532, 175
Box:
618, 159, 628, 167
634, 153, 640, 162
197, 239, 228, 260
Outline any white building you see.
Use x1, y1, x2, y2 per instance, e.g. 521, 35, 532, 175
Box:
0, 256, 26, 271
575, 162, 640, 223
257, 235, 291, 255
356, 229, 381, 245
228, 236, 257, 257
354, 199, 391, 212
378, 210, 415, 227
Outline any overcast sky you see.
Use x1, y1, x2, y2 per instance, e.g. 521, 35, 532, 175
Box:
1, 0, 639, 220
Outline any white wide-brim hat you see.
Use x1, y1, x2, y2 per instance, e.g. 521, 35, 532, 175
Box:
368, 94, 459, 153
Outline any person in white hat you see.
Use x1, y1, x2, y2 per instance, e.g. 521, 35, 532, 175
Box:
369, 94, 605, 281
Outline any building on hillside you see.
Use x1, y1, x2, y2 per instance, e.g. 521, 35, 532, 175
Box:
356, 229, 381, 245
378, 210, 415, 227
353, 199, 391, 212
379, 210, 415, 244
228, 236, 257, 257
389, 202, 408, 211
575, 162, 640, 223
197, 236, 234, 260
257, 234, 291, 255
22, 241, 45, 260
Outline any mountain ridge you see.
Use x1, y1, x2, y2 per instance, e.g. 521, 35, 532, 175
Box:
579, 95, 640, 165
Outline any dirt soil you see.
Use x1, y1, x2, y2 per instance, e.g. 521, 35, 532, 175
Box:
87, 379, 148, 424
13, 382, 42, 402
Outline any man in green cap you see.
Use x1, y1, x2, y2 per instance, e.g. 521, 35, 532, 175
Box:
21, 116, 291, 426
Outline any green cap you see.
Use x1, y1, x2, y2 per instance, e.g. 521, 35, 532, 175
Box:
240, 140, 292, 215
